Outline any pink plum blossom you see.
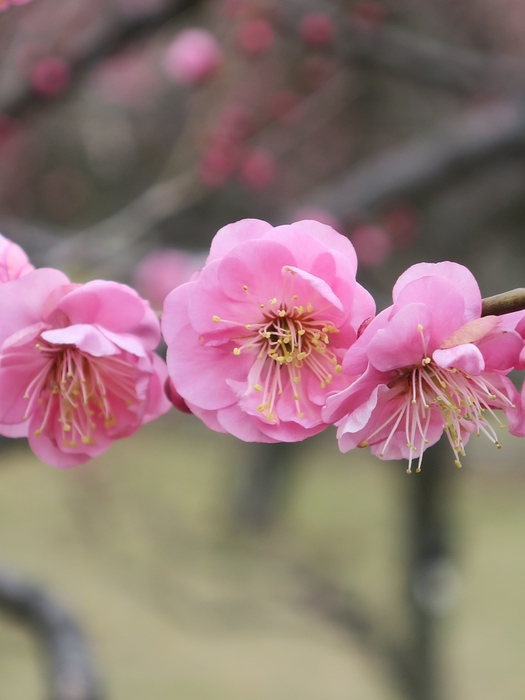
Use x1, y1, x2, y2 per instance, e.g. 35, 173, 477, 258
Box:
133, 248, 206, 311
0, 269, 170, 467
351, 224, 392, 267
0, 0, 33, 10
237, 19, 275, 54
30, 57, 71, 97
164, 29, 221, 86
323, 262, 524, 472
239, 148, 276, 191
299, 13, 335, 46
162, 219, 375, 442
0, 234, 34, 282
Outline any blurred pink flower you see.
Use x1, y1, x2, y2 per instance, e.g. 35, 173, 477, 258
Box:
324, 262, 523, 472
134, 249, 206, 311
239, 148, 276, 191
0, 0, 33, 10
0, 234, 34, 282
0, 270, 170, 467
299, 13, 335, 46
162, 219, 375, 442
164, 29, 221, 85
351, 224, 392, 267
30, 57, 71, 97
238, 19, 275, 54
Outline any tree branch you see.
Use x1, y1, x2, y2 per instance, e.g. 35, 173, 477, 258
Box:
0, 566, 103, 700
482, 289, 525, 316
282, 100, 525, 221
338, 21, 525, 96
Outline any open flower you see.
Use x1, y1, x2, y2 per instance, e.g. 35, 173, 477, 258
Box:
0, 269, 170, 467
323, 262, 523, 472
162, 219, 375, 442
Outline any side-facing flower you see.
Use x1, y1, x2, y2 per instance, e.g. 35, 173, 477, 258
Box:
0, 269, 171, 467
162, 219, 375, 442
323, 262, 523, 472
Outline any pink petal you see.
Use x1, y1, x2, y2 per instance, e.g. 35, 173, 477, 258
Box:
432, 344, 485, 375
0, 268, 69, 345
41, 324, 119, 357
367, 303, 431, 371
143, 353, 171, 422
478, 330, 524, 371
393, 276, 466, 348
282, 220, 358, 273
217, 405, 280, 442
393, 261, 481, 321
57, 281, 161, 350
166, 322, 251, 410
441, 316, 500, 348
207, 219, 273, 263
216, 238, 295, 303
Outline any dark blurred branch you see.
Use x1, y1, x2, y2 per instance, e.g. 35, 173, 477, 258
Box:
1, 0, 200, 118
482, 288, 525, 316
283, 100, 525, 221
0, 566, 103, 700
339, 21, 525, 95
42, 170, 203, 270
297, 566, 415, 699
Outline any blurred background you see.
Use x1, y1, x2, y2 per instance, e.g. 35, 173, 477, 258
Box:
1, 0, 525, 698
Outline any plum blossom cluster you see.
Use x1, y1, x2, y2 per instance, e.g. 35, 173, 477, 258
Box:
162, 219, 525, 473
2, 220, 525, 475
0, 235, 170, 467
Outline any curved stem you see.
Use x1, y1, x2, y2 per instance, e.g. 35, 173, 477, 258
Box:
0, 566, 104, 700
481, 288, 525, 316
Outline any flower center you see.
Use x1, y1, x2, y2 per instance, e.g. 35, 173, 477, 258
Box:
23, 341, 139, 448
359, 357, 514, 473
212, 273, 343, 422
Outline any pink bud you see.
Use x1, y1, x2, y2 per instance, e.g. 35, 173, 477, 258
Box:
164, 29, 221, 85
165, 378, 192, 413
238, 19, 275, 54
382, 203, 419, 248
199, 146, 238, 188
351, 225, 392, 267
134, 248, 206, 311
299, 13, 335, 46
30, 57, 71, 97
239, 148, 276, 190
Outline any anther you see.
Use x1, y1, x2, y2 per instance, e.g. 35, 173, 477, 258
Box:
213, 315, 221, 323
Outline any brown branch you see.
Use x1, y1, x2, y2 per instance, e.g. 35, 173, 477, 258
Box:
338, 21, 525, 96
481, 288, 525, 316
0, 566, 104, 700
282, 100, 525, 221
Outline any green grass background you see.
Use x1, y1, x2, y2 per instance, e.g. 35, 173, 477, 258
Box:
0, 412, 524, 699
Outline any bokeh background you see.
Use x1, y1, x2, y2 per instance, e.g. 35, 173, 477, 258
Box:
1, 0, 525, 698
